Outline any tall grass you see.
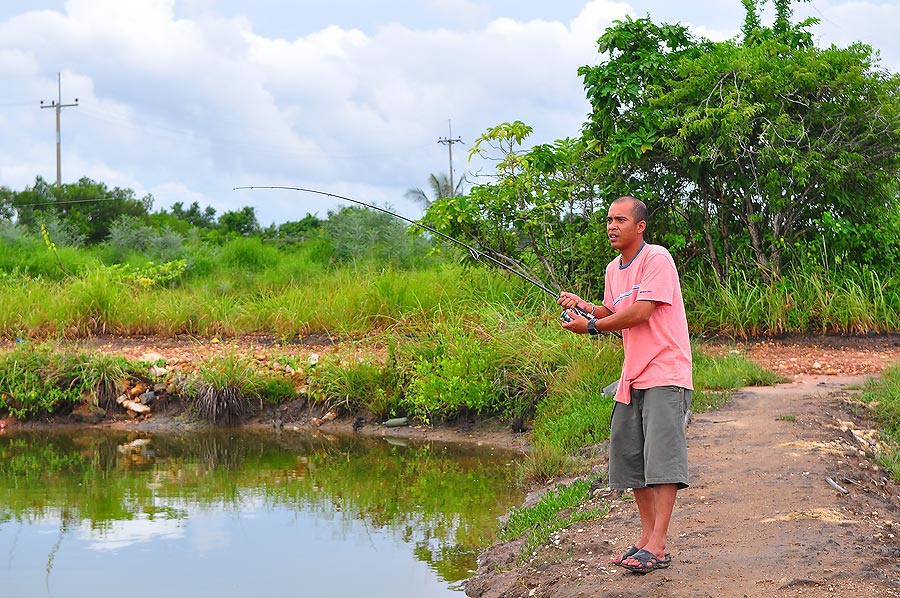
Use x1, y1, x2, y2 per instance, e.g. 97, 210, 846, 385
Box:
860, 365, 900, 482
685, 264, 900, 336
0, 252, 530, 339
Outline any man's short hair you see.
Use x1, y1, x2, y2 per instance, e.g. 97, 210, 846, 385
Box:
614, 196, 649, 224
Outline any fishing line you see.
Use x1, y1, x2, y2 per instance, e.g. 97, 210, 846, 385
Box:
235, 185, 618, 337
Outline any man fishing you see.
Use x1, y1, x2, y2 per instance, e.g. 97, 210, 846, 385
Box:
557, 195, 693, 574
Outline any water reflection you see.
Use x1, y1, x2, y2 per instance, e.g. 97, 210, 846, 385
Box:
0, 430, 523, 597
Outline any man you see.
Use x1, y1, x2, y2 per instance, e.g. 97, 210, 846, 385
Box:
557, 195, 693, 574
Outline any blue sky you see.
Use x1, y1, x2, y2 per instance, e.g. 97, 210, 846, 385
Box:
1, 1, 897, 225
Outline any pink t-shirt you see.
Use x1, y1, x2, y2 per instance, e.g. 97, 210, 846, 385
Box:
602, 244, 693, 405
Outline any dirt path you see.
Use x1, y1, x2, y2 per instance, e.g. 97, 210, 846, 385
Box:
465, 375, 900, 597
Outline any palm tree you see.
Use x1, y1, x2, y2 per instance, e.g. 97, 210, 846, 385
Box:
404, 173, 465, 208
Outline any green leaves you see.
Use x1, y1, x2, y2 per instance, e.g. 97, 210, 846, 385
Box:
579, 3, 900, 282
12, 176, 152, 244
424, 123, 613, 294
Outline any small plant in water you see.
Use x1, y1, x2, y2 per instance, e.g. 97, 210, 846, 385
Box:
190, 353, 263, 424
79, 352, 129, 409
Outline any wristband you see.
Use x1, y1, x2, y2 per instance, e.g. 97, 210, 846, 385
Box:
587, 317, 599, 336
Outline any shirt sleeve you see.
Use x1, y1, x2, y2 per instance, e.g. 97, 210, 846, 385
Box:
635, 250, 676, 306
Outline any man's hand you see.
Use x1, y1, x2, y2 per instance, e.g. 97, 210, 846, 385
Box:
558, 292, 591, 313
560, 309, 590, 334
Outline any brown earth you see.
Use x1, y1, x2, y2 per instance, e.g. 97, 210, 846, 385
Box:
3, 333, 900, 597
466, 334, 900, 598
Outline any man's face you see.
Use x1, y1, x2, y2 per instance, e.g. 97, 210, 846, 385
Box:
606, 201, 645, 252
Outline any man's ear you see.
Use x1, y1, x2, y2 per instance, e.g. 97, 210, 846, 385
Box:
637, 220, 647, 235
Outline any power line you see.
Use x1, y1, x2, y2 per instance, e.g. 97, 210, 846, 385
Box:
75, 103, 435, 162
8, 197, 129, 209
40, 72, 79, 186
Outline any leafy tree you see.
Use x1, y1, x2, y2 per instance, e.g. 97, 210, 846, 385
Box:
422, 121, 611, 294
0, 186, 14, 221
579, 1, 900, 280
323, 205, 426, 266
405, 173, 466, 208
104, 215, 185, 263
218, 206, 260, 236
170, 201, 217, 228
265, 214, 321, 245
9, 176, 152, 244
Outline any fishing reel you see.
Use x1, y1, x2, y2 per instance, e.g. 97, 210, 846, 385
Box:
559, 306, 592, 323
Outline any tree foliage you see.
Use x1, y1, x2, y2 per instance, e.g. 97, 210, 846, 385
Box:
422, 121, 612, 294
217, 206, 260, 236
323, 206, 428, 266
4, 176, 153, 244
171, 201, 217, 228
419, 1, 900, 291
579, 0, 900, 280
405, 173, 466, 208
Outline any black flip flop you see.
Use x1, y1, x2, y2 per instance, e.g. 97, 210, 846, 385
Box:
611, 545, 640, 565
620, 548, 671, 573
612, 546, 670, 566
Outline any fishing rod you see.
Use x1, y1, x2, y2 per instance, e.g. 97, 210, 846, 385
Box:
234, 185, 615, 334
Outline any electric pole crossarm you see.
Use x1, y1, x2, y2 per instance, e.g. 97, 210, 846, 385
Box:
437, 119, 463, 198
40, 72, 79, 186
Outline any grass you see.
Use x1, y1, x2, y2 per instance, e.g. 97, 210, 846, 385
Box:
690, 348, 785, 413
684, 264, 900, 336
2, 229, 899, 484
0, 259, 493, 338
0, 342, 142, 419
859, 365, 900, 481
497, 478, 609, 560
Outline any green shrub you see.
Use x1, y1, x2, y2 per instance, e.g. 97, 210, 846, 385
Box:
860, 365, 900, 481
0, 343, 135, 419
187, 353, 264, 424
219, 236, 280, 273
309, 355, 400, 418
402, 328, 501, 423
258, 376, 297, 404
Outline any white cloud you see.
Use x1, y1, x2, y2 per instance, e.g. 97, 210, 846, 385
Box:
80, 514, 184, 552
0, 0, 897, 226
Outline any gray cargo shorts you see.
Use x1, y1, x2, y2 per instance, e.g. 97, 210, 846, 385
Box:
608, 385, 692, 490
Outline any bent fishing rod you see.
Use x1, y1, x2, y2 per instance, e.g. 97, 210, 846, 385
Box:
234, 185, 616, 335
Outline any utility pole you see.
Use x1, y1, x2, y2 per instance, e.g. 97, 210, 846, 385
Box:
40, 72, 79, 186
437, 119, 463, 198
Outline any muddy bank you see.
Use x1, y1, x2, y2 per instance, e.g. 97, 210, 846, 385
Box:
2, 395, 531, 453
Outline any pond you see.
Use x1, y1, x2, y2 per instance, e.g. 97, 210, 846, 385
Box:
0, 429, 525, 597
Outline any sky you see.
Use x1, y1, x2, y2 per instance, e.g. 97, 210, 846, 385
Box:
1, 0, 898, 226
